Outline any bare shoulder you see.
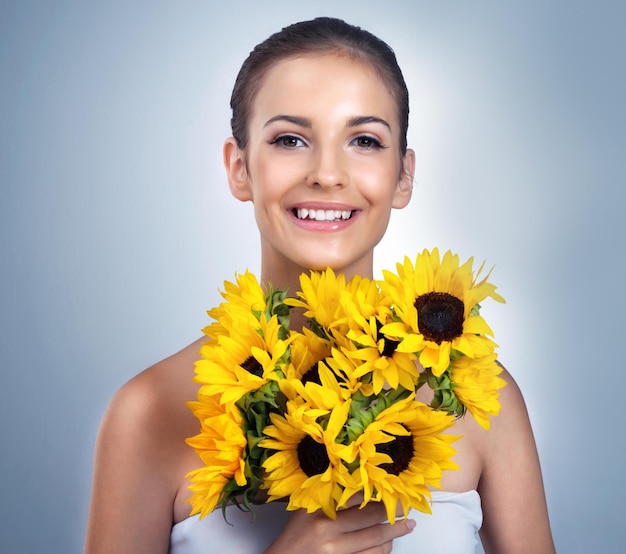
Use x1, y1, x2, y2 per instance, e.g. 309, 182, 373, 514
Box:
482, 366, 532, 452
481, 366, 541, 467
85, 338, 204, 553
97, 338, 203, 466
478, 365, 555, 553
106, 339, 203, 431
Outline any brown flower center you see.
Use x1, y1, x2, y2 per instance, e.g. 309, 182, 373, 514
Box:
240, 355, 263, 377
414, 292, 465, 344
376, 431, 414, 475
297, 435, 330, 477
376, 319, 400, 357
301, 363, 322, 386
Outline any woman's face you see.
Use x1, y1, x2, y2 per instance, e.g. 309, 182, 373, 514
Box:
225, 53, 414, 281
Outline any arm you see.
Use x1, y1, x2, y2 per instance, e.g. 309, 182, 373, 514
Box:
84, 374, 178, 554
478, 369, 555, 553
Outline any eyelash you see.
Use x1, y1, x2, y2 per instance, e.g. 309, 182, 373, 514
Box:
351, 135, 385, 149
268, 134, 387, 150
268, 135, 305, 149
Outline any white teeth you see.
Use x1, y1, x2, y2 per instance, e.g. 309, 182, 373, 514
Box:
296, 208, 353, 221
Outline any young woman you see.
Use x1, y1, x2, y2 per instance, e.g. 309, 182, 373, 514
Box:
85, 17, 555, 554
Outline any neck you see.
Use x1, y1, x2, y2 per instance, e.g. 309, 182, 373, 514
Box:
259, 261, 308, 298
260, 256, 375, 296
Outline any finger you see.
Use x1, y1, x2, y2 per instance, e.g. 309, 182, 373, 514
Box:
342, 491, 365, 509
334, 501, 390, 533
352, 542, 393, 554
338, 518, 416, 552
342, 494, 413, 521
394, 500, 414, 519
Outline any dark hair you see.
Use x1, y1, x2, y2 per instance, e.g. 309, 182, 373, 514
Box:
230, 17, 409, 153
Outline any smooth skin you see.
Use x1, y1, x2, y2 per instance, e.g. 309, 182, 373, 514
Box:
224, 54, 414, 289
85, 54, 555, 553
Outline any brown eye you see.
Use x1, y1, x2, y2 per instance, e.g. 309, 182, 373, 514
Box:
270, 135, 305, 148
353, 136, 383, 148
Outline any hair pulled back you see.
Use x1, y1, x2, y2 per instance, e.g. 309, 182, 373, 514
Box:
230, 17, 409, 154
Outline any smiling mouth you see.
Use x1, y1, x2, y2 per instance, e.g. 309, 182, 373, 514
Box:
294, 208, 354, 222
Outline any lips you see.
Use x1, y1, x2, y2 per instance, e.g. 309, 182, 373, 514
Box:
295, 208, 353, 222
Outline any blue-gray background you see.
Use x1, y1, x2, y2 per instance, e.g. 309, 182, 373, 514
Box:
1, 1, 624, 552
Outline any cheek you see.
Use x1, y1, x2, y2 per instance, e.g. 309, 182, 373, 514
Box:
255, 154, 304, 192
356, 165, 400, 206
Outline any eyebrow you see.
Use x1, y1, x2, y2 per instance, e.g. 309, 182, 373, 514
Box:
347, 116, 391, 131
264, 115, 311, 128
263, 114, 391, 131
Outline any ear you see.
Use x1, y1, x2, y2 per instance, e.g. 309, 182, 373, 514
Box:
392, 148, 415, 209
223, 137, 253, 202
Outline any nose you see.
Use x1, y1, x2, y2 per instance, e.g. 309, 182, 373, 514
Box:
306, 145, 348, 188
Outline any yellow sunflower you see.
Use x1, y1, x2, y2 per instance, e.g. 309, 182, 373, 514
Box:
281, 356, 356, 412
344, 320, 419, 394
318, 276, 418, 394
350, 395, 459, 523
324, 344, 377, 398
185, 394, 248, 518
449, 353, 507, 430
279, 329, 349, 409
380, 248, 505, 376
260, 399, 356, 518
284, 328, 333, 386
336, 271, 392, 333
287, 268, 374, 336
203, 270, 267, 340
195, 313, 289, 406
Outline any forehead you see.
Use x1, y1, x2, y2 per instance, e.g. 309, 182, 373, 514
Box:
251, 53, 398, 123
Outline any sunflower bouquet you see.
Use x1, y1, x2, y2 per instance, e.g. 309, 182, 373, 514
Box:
186, 248, 506, 524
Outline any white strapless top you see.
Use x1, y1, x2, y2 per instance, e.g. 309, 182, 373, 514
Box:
169, 490, 484, 553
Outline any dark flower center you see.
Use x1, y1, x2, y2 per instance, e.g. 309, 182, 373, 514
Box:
297, 435, 330, 477
376, 319, 400, 357
414, 292, 465, 344
301, 362, 323, 386
240, 355, 263, 377
376, 431, 414, 475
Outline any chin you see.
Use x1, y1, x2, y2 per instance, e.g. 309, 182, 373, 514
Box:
297, 253, 369, 277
